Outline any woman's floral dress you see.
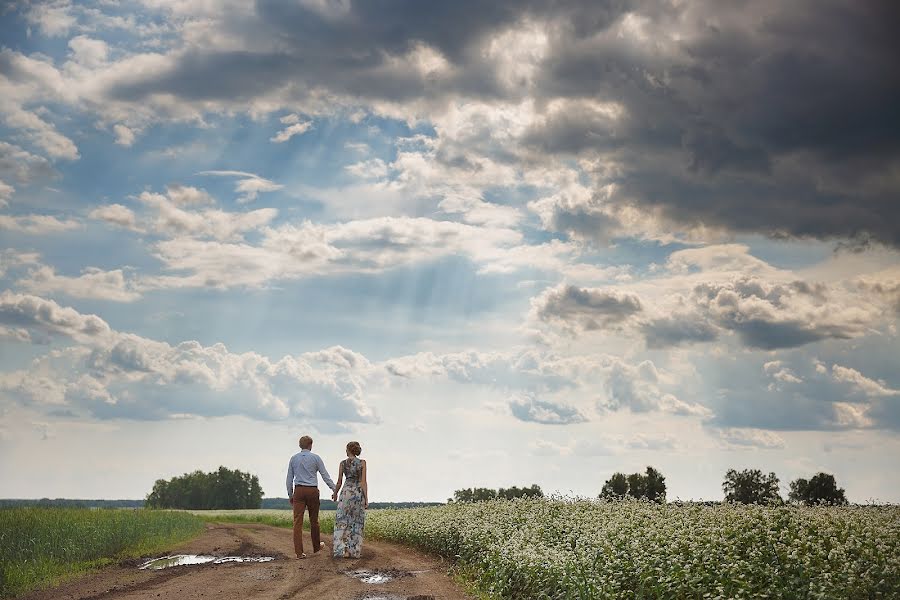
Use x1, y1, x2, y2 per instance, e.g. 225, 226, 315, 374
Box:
333, 457, 366, 558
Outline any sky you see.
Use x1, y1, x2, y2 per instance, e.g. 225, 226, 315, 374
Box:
1, 0, 899, 503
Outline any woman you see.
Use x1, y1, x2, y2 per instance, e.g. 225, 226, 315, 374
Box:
331, 440, 368, 558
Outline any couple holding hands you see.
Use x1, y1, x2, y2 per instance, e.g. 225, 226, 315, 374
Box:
285, 435, 368, 559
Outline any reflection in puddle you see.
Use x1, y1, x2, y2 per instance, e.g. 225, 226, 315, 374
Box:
349, 569, 393, 584
139, 554, 275, 570
345, 568, 412, 584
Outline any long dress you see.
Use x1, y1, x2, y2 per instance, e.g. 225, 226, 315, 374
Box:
333, 457, 366, 558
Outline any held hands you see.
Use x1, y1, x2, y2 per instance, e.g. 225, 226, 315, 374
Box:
332, 490, 338, 502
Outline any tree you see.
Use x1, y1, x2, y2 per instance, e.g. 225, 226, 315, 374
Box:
600, 467, 667, 502
498, 484, 544, 500
452, 487, 497, 503
722, 469, 781, 504
789, 472, 848, 505
452, 485, 543, 503
600, 472, 629, 499
643, 466, 667, 503
146, 466, 263, 509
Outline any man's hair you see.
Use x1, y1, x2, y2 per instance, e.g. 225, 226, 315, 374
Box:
299, 435, 313, 449
346, 441, 362, 456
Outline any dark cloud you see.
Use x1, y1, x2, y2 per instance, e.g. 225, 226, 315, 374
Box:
8, 0, 896, 244
641, 315, 719, 348
534, 284, 642, 331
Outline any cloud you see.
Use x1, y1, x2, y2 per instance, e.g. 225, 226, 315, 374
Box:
23, 0, 77, 37
601, 358, 710, 417
509, 395, 586, 425
270, 115, 312, 143
438, 192, 522, 227
0, 292, 378, 424
197, 170, 283, 203
88, 204, 141, 231
142, 216, 530, 290
691, 277, 872, 350
0, 291, 113, 344
344, 158, 389, 180
112, 124, 136, 146
0, 214, 80, 235
17, 266, 141, 303
0, 180, 12, 207
641, 316, 719, 349
136, 189, 277, 240
716, 428, 786, 450
0, 142, 56, 186
763, 361, 803, 385
2, 2, 899, 245
0, 249, 40, 279
163, 184, 214, 206
831, 364, 900, 397
531, 284, 642, 333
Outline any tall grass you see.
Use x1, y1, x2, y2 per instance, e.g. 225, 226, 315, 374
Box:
0, 508, 204, 598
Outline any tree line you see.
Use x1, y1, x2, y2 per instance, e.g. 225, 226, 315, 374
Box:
601, 467, 847, 505
449, 484, 544, 503
450, 469, 848, 506
145, 466, 263, 509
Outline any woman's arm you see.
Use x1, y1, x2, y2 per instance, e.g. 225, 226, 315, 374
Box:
360, 460, 368, 509
332, 462, 344, 502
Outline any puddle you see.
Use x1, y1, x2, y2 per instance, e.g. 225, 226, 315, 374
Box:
139, 554, 275, 570
356, 596, 433, 600
345, 568, 412, 584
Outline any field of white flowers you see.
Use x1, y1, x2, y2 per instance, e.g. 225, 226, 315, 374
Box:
365, 499, 900, 599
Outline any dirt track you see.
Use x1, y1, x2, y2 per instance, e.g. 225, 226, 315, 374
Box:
21, 523, 473, 600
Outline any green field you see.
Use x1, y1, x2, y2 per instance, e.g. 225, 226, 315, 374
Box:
4, 502, 898, 599
190, 508, 335, 533
366, 499, 900, 600
0, 508, 204, 598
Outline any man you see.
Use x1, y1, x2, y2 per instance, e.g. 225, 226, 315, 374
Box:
286, 435, 336, 558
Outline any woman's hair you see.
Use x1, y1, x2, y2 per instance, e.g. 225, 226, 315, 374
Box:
346, 441, 362, 456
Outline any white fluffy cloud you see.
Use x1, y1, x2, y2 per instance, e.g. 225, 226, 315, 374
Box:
197, 171, 283, 203
270, 115, 312, 143
18, 266, 141, 303
88, 204, 141, 231
0, 292, 378, 424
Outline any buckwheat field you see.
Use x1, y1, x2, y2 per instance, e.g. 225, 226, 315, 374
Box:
366, 498, 900, 599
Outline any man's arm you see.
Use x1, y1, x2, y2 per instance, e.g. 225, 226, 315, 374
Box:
317, 455, 336, 491
286, 458, 295, 499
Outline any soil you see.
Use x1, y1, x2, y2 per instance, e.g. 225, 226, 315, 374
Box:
19, 523, 474, 600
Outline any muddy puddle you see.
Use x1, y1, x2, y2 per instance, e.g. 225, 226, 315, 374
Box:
345, 568, 413, 584
139, 554, 275, 570
359, 594, 434, 600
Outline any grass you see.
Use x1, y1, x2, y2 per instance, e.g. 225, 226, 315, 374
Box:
0, 507, 204, 598
190, 508, 335, 534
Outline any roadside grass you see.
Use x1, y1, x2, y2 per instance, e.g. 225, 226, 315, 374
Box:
190, 508, 335, 534
0, 508, 204, 598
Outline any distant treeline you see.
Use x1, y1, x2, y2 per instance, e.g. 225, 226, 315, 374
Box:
0, 498, 447, 511
0, 499, 144, 509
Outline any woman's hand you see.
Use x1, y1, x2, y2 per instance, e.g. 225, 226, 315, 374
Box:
364, 499, 368, 509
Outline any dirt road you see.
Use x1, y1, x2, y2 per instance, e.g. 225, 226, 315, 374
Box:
21, 523, 474, 600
